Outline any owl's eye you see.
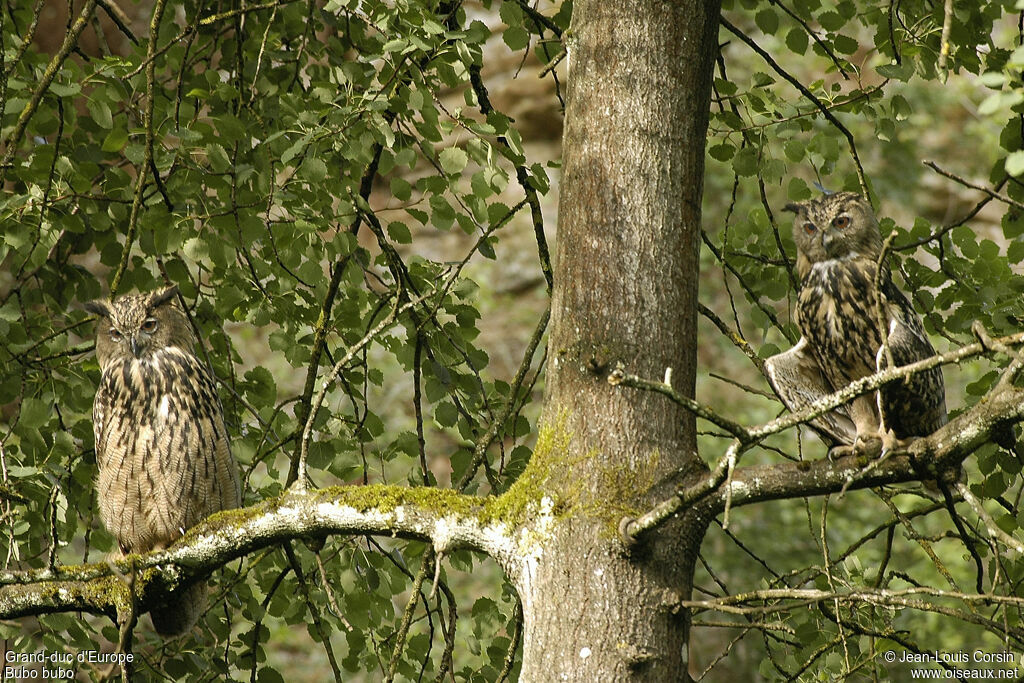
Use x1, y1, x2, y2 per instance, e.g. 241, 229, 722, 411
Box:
141, 319, 159, 333
803, 222, 816, 235
832, 215, 850, 229
109, 329, 122, 342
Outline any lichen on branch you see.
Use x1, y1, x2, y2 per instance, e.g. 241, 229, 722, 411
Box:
0, 483, 523, 623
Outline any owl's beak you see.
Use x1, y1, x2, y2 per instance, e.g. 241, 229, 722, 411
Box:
130, 335, 142, 358
821, 228, 840, 257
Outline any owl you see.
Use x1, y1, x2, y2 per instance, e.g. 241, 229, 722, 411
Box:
764, 192, 947, 454
85, 285, 240, 635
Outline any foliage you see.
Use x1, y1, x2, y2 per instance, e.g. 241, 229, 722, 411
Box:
0, 0, 563, 678
4, 0, 1024, 680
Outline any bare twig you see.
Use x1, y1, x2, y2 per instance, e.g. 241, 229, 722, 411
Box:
296, 289, 437, 489
386, 548, 434, 682
111, 0, 169, 295
97, 0, 139, 44
922, 161, 1024, 212
609, 366, 751, 442
698, 302, 764, 372
458, 307, 550, 491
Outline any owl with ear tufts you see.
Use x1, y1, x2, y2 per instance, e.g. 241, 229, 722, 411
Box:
764, 192, 947, 454
85, 285, 240, 635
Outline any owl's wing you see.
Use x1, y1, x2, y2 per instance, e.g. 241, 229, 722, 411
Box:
92, 385, 106, 466
877, 289, 947, 439
764, 337, 857, 446
92, 370, 150, 553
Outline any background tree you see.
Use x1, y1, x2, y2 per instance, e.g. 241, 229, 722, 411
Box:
2, 0, 1024, 681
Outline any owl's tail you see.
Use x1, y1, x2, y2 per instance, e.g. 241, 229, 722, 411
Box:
150, 582, 207, 636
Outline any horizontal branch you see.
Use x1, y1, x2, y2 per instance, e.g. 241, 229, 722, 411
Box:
683, 585, 1024, 613
608, 366, 751, 442
923, 160, 1024, 212
683, 585, 1024, 643
617, 330, 1024, 543
751, 331, 1024, 444
722, 382, 1024, 506
617, 331, 1024, 455
682, 583, 1024, 644
0, 485, 517, 623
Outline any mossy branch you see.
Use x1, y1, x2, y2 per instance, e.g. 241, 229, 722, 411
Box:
0, 485, 520, 624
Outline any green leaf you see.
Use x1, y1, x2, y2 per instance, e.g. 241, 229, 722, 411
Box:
503, 26, 529, 51
1006, 150, 1024, 177
391, 177, 412, 201
786, 28, 809, 55
102, 127, 129, 153
387, 221, 412, 244
435, 402, 458, 427
19, 397, 49, 429
49, 81, 81, 97
818, 11, 844, 31
243, 367, 277, 404
206, 143, 231, 173
439, 147, 468, 174
87, 99, 113, 129
732, 147, 759, 176
876, 60, 914, 81
784, 139, 805, 162
832, 34, 859, 55
755, 9, 779, 35
304, 157, 328, 181
708, 143, 735, 162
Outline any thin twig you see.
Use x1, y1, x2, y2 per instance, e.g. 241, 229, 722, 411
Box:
386, 549, 434, 682
617, 329, 1024, 542
923, 161, 1024, 212
937, 0, 954, 77
97, 0, 139, 44
296, 288, 439, 489
458, 307, 550, 490
957, 482, 1024, 555
111, 0, 169, 295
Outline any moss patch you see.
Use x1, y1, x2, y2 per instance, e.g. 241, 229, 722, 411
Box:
479, 413, 579, 527
587, 448, 660, 535
319, 483, 480, 518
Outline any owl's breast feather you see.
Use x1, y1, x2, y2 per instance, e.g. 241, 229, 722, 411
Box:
798, 258, 882, 375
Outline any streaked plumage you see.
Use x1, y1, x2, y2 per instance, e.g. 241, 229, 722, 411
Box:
86, 286, 240, 635
765, 192, 946, 450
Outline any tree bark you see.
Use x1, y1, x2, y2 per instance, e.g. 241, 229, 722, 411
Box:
517, 1, 721, 680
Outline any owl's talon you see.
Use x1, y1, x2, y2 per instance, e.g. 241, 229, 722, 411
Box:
852, 435, 883, 458
879, 429, 902, 456
828, 445, 855, 460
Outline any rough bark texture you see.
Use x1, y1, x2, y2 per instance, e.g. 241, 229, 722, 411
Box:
517, 1, 722, 680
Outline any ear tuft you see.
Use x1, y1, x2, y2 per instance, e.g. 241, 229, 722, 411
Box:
83, 300, 112, 318
783, 202, 802, 214
148, 285, 180, 309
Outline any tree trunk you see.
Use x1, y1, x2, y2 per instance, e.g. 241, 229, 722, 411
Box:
517, 1, 721, 680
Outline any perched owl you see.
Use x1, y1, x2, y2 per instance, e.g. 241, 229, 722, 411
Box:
764, 192, 947, 453
85, 286, 240, 635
